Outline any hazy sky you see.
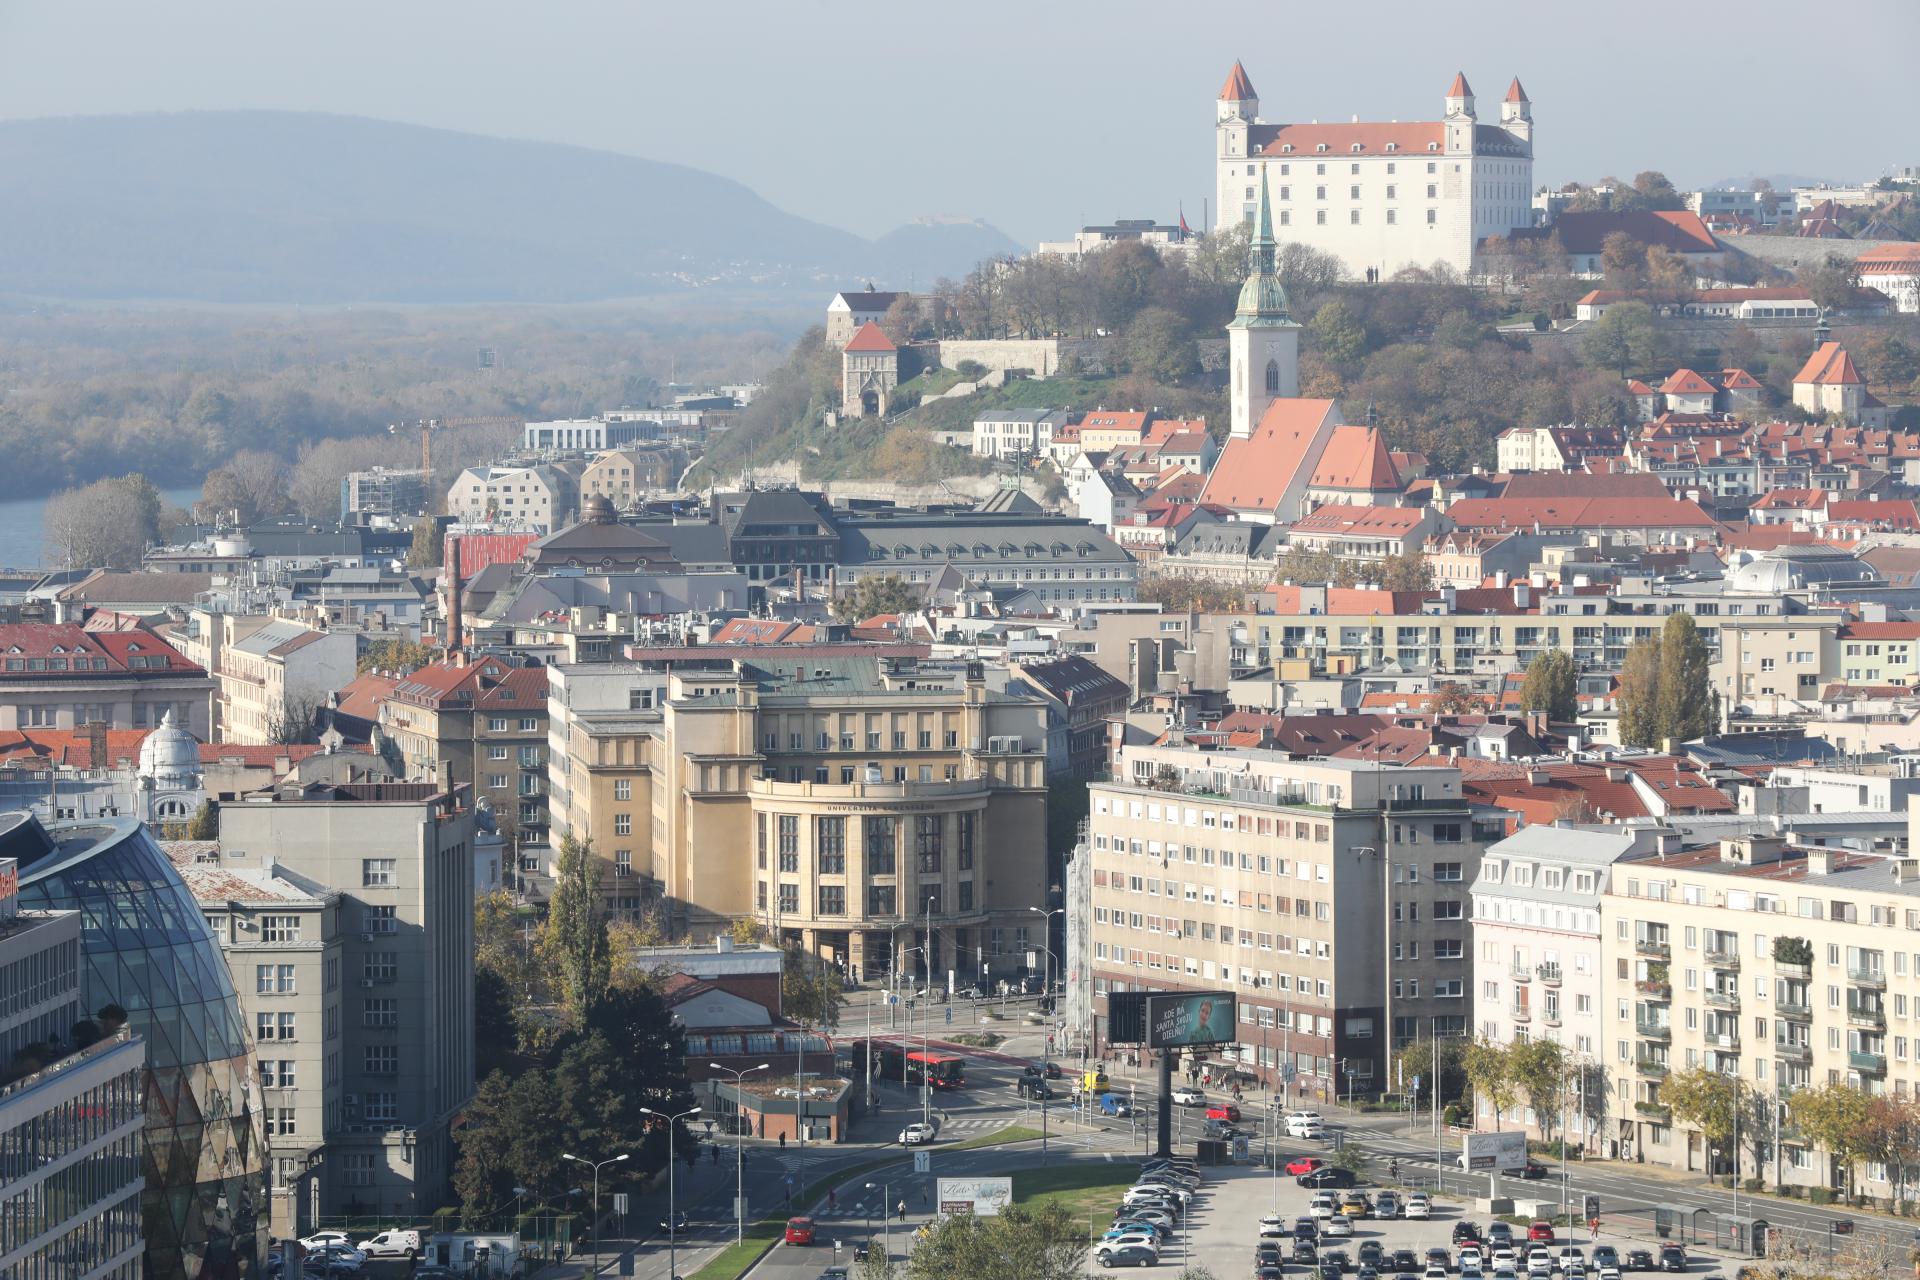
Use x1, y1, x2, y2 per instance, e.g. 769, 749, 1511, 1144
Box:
3, 0, 1915, 245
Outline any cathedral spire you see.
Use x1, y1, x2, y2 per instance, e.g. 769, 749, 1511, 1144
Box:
1232, 164, 1291, 325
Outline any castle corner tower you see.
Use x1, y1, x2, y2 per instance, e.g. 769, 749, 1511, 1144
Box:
1226, 165, 1300, 440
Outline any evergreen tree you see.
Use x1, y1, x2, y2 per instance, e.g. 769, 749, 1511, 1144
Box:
1654, 612, 1715, 744
1521, 649, 1578, 722
186, 800, 219, 841
1617, 637, 1664, 749
407, 515, 443, 568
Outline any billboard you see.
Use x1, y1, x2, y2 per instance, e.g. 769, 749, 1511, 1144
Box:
1146, 991, 1235, 1048
1461, 1130, 1528, 1171
937, 1177, 1013, 1217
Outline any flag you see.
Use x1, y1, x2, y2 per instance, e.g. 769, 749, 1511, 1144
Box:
1178, 204, 1192, 235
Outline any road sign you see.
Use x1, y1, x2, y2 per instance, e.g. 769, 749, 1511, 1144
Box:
612, 1193, 629, 1215
734, 1196, 749, 1220
914, 1151, 931, 1173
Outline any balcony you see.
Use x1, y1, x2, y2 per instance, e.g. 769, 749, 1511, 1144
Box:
1705, 949, 1741, 971
1510, 963, 1534, 981
1774, 1042, 1812, 1063
1847, 1005, 1887, 1030
1635, 1021, 1672, 1041
1635, 980, 1672, 1000
1543, 1010, 1562, 1028
1636, 938, 1671, 959
1635, 1058, 1670, 1079
1706, 1031, 1741, 1050
1635, 1102, 1672, 1121
1848, 967, 1888, 990
1776, 960, 1812, 981
1537, 963, 1563, 986
1777, 997, 1813, 1020
1850, 1050, 1888, 1075
1704, 989, 1741, 1011
1510, 1004, 1532, 1023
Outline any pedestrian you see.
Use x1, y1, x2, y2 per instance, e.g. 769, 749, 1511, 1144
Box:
897, 1199, 907, 1221
711, 1144, 719, 1165
828, 1190, 839, 1211
779, 1132, 787, 1149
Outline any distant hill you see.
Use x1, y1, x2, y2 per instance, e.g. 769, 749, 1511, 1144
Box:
0, 112, 1021, 304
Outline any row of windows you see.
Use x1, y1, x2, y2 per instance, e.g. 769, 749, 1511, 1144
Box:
754, 881, 976, 918
0, 937, 76, 1024
0, 1188, 141, 1280
0, 1068, 142, 1195
1242, 205, 1439, 227
769, 728, 963, 752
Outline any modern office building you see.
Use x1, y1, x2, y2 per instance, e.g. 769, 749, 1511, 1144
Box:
7, 814, 268, 1279
0, 851, 148, 1280
1086, 744, 1499, 1096
212, 781, 477, 1221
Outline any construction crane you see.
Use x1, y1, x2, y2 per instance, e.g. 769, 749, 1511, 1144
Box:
388, 418, 441, 476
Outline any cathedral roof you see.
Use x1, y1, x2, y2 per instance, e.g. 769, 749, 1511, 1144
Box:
1218, 60, 1257, 102
1505, 77, 1529, 103
1311, 425, 1401, 492
1794, 342, 1863, 387
1197, 399, 1340, 514
843, 322, 897, 353
1447, 72, 1474, 99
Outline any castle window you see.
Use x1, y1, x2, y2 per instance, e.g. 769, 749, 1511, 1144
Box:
1316, 210, 1327, 225
1280, 164, 1289, 175
1427, 184, 1438, 198
1350, 145, 1361, 154
1315, 143, 1327, 153
1350, 185, 1360, 199
1246, 187, 1254, 200
1427, 143, 1439, 152
1280, 144, 1294, 153
1387, 185, 1397, 199
1387, 210, 1397, 225
1350, 210, 1360, 225
1279, 186, 1290, 200
1316, 186, 1326, 200
1246, 165, 1255, 176
1386, 145, 1399, 155
1266, 360, 1281, 394
1427, 209, 1438, 225
1280, 211, 1290, 226
1427, 162, 1437, 173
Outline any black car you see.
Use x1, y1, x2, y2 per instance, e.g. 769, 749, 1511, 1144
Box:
1359, 1242, 1385, 1268
1325, 1250, 1353, 1273
1299, 1166, 1358, 1189
1454, 1223, 1484, 1246
1659, 1246, 1687, 1273
1394, 1251, 1421, 1272
1296, 1241, 1321, 1265
1021, 1064, 1042, 1077
1427, 1248, 1454, 1272
1296, 1218, 1319, 1240
1626, 1252, 1655, 1272
1016, 1078, 1055, 1099
1259, 1243, 1285, 1267
1257, 1270, 1285, 1280
1321, 1265, 1345, 1280
1358, 1268, 1380, 1280
1098, 1244, 1158, 1269
1043, 1062, 1064, 1079
1518, 1160, 1548, 1180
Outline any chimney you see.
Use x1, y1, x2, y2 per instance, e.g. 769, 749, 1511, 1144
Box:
446, 533, 464, 653
84, 720, 107, 770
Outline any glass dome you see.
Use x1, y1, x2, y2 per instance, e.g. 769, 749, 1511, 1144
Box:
13, 815, 267, 1279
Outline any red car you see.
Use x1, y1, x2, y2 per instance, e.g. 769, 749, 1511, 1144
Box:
1285, 1157, 1326, 1176
1205, 1103, 1242, 1122
784, 1217, 815, 1245
1528, 1221, 1555, 1243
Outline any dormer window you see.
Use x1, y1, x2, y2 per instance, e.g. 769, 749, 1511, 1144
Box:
1280, 144, 1294, 154
1427, 142, 1440, 152
1315, 143, 1328, 154
1385, 143, 1399, 153
1350, 143, 1362, 154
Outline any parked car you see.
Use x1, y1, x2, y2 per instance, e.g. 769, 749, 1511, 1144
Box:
1626, 1252, 1655, 1272
354, 1229, 422, 1260
1487, 1225, 1515, 1249
785, 1218, 816, 1245
1295, 1240, 1322, 1265
1096, 1243, 1159, 1268
1455, 1224, 1484, 1246
1392, 1251, 1421, 1273
1260, 1215, 1291, 1239
1358, 1242, 1385, 1268
1593, 1248, 1621, 1272
1259, 1243, 1286, 1267
1287, 1157, 1327, 1175
1300, 1166, 1358, 1189
1529, 1222, 1556, 1244
1323, 1215, 1355, 1239
899, 1122, 937, 1145
1375, 1191, 1403, 1219
1405, 1194, 1432, 1221
1427, 1248, 1455, 1272
1171, 1086, 1206, 1106
1340, 1192, 1374, 1219
1658, 1247, 1687, 1273
1324, 1250, 1353, 1273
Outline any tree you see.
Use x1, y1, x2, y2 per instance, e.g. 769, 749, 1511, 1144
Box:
782, 946, 847, 1030
42, 473, 164, 569
186, 800, 219, 841
358, 637, 437, 675
1521, 650, 1578, 722
1137, 575, 1245, 612
1580, 301, 1662, 376
1616, 637, 1664, 749
1791, 1081, 1875, 1200
1121, 307, 1199, 384
545, 831, 611, 1021
408, 516, 443, 568
1396, 1037, 1468, 1109
1600, 233, 1650, 293
1653, 612, 1715, 744
1431, 683, 1483, 716
1861, 1095, 1920, 1208
835, 574, 924, 622
1507, 1039, 1569, 1143
1663, 1067, 1750, 1181
264, 692, 326, 745
1309, 300, 1369, 370
1799, 253, 1861, 314
1464, 1038, 1519, 1131
901, 1201, 1087, 1280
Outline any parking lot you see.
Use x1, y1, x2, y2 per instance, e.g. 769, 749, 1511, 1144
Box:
1090, 1158, 1737, 1277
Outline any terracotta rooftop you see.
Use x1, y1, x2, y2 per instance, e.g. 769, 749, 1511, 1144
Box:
1792, 341, 1863, 387
1219, 60, 1256, 101
842, 322, 897, 353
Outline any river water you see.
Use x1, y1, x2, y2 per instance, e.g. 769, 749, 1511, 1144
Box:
0, 485, 203, 572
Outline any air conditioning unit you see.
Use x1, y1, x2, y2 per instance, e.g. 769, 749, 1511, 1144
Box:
360, 979, 376, 990
359, 932, 374, 943
386, 1124, 406, 1134
344, 1093, 360, 1106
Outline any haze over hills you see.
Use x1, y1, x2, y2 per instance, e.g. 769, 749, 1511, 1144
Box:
0, 111, 1021, 304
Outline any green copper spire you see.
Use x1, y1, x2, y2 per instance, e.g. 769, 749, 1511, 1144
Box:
1228, 163, 1297, 329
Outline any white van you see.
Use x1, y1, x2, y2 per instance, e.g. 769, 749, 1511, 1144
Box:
356, 1228, 423, 1259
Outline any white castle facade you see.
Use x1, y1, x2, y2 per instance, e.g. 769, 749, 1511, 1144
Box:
1214, 62, 1536, 280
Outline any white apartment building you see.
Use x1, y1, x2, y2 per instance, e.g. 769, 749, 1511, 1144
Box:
1216, 62, 1536, 279
179, 609, 357, 746
446, 464, 575, 533
1470, 826, 1637, 1148
970, 408, 1066, 460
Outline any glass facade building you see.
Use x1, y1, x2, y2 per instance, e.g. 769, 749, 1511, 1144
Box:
8, 816, 267, 1279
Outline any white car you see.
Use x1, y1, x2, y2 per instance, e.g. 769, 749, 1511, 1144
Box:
1104, 1233, 1161, 1254
899, 1122, 937, 1145
1259, 1215, 1288, 1239
1308, 1194, 1337, 1219
1428, 1268, 1450, 1280
1322, 1214, 1354, 1239
1171, 1086, 1206, 1106
1287, 1117, 1326, 1139
1404, 1194, 1432, 1220
355, 1229, 422, 1259
1286, 1109, 1324, 1127
300, 1232, 356, 1253
1129, 1182, 1191, 1205
1529, 1258, 1554, 1278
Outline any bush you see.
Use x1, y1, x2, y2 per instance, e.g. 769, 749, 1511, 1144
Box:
1772, 936, 1813, 965
1443, 1104, 1464, 1128
955, 360, 987, 380
1810, 1187, 1835, 1205
1743, 1178, 1764, 1193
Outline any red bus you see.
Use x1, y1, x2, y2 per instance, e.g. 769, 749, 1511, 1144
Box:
874, 1044, 967, 1089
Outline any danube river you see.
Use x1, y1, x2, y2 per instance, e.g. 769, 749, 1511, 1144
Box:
0, 486, 201, 571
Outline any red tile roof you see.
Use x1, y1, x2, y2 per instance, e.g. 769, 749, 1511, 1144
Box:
0, 624, 203, 678
1856, 244, 1920, 272
1505, 77, 1528, 103
1536, 210, 1719, 256
843, 322, 896, 353
1446, 496, 1716, 531
1312, 425, 1401, 491
391, 658, 545, 709
1219, 60, 1256, 101
0, 728, 153, 770
1828, 500, 1920, 529
1447, 72, 1473, 98
710, 619, 822, 645
1256, 122, 1444, 158
1261, 585, 1434, 615
1792, 341, 1863, 387
1661, 369, 1719, 396
198, 743, 333, 768
1198, 399, 1339, 514
1836, 622, 1920, 640
332, 672, 400, 720
1290, 504, 1427, 535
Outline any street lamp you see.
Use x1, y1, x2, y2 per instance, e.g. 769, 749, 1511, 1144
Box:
1030, 905, 1065, 1046
924, 894, 937, 1129
639, 1107, 702, 1280
866, 1179, 891, 1264
709, 1064, 770, 1243
560, 1150, 629, 1276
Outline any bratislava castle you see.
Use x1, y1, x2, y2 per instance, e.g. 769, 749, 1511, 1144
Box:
1215, 62, 1535, 280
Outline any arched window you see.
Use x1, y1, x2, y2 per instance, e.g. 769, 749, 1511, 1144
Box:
1265, 360, 1281, 394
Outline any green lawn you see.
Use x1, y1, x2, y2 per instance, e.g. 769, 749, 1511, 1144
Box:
1009, 1164, 1137, 1238
683, 1153, 905, 1280
948, 1124, 1043, 1151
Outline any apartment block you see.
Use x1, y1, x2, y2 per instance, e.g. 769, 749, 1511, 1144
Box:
179, 608, 357, 745
379, 657, 549, 856
1598, 835, 1920, 1194
1087, 744, 1497, 1097
211, 783, 476, 1222
168, 845, 341, 1238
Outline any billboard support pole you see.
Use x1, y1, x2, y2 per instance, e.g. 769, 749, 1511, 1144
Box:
1156, 1052, 1174, 1157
